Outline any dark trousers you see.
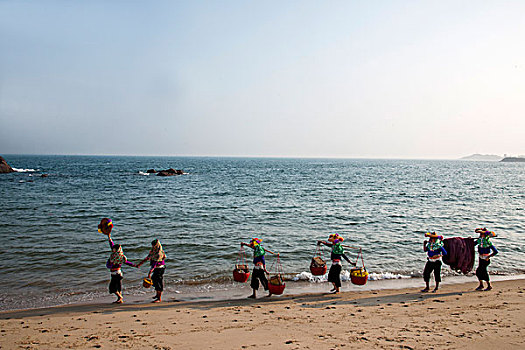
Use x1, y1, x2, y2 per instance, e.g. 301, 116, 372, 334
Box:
476, 258, 491, 281
423, 260, 442, 283
109, 274, 123, 294
328, 264, 342, 288
152, 268, 165, 292
250, 268, 268, 291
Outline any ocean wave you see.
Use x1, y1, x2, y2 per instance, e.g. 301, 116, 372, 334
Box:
368, 272, 412, 281
138, 171, 151, 176
292, 270, 412, 282
293, 270, 352, 282
13, 168, 38, 172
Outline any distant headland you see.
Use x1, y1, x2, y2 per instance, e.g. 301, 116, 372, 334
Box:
460, 154, 503, 161
500, 157, 525, 162
460, 154, 525, 162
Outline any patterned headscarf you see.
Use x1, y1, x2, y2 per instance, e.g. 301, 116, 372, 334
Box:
427, 238, 444, 251
109, 245, 127, 265
477, 236, 492, 248
148, 239, 166, 262
476, 229, 496, 248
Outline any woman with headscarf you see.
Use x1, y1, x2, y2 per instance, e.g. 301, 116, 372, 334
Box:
138, 239, 167, 302
317, 233, 355, 294
106, 233, 137, 303
422, 232, 447, 293
241, 238, 278, 299
474, 228, 498, 291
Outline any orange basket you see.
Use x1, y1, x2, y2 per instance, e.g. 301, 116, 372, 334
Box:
143, 278, 153, 288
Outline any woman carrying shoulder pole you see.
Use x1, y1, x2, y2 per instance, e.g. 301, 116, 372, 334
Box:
318, 233, 355, 294
138, 239, 167, 303
241, 238, 277, 299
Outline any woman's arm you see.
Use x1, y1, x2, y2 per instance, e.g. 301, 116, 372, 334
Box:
240, 242, 254, 250
124, 260, 137, 268
137, 255, 150, 268
263, 247, 277, 255
440, 246, 447, 256
108, 234, 115, 249
423, 240, 428, 252
342, 253, 355, 265
318, 240, 332, 247
489, 245, 499, 257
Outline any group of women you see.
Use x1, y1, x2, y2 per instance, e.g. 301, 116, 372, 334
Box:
422, 227, 499, 292
239, 234, 357, 298
99, 218, 166, 304
99, 217, 500, 304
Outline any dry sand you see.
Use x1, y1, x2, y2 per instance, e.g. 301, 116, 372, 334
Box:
1, 279, 524, 349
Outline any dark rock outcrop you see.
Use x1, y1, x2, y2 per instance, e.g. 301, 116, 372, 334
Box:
156, 168, 184, 176
146, 169, 157, 174
0, 156, 14, 174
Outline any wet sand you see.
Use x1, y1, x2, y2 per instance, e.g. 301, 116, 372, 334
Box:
1, 279, 524, 349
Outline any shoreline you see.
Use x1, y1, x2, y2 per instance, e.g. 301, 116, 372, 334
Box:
2, 273, 524, 315
1, 278, 524, 349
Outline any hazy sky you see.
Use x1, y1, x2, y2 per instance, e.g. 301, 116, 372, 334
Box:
1, 1, 524, 158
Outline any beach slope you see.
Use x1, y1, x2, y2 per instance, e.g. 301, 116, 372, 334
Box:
1, 279, 524, 349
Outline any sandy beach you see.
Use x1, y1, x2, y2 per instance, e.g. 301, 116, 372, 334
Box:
1, 279, 524, 349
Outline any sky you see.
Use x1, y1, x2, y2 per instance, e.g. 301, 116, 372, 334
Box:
1, 1, 524, 159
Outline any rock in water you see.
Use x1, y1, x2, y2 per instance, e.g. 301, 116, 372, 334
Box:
156, 168, 184, 176
0, 156, 14, 173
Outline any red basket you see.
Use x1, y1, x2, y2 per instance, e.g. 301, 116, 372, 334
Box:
268, 255, 286, 295
233, 247, 250, 283
233, 268, 250, 283
268, 282, 286, 295
350, 274, 368, 285
310, 245, 327, 276
310, 265, 327, 276
350, 250, 368, 286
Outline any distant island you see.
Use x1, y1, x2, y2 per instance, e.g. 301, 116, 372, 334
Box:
460, 154, 503, 161
501, 157, 525, 162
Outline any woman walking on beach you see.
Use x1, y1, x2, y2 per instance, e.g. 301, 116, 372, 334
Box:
138, 239, 167, 303
241, 238, 277, 299
422, 232, 447, 293
318, 233, 355, 294
474, 228, 498, 291
106, 233, 137, 303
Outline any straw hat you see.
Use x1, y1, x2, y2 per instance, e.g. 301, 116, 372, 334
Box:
98, 218, 113, 235
328, 233, 344, 243
425, 232, 441, 239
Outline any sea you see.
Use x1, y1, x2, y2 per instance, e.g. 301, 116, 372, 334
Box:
1, 155, 524, 311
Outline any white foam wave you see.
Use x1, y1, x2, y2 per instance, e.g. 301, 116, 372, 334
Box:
368, 272, 411, 281
293, 270, 411, 283
138, 171, 151, 176
293, 270, 352, 282
13, 168, 37, 173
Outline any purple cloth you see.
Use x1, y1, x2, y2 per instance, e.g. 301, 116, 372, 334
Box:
150, 259, 165, 269
442, 237, 475, 274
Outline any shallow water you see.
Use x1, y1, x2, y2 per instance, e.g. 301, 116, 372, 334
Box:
1, 155, 524, 310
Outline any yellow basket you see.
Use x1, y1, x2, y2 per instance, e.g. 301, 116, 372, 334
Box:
143, 278, 153, 288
